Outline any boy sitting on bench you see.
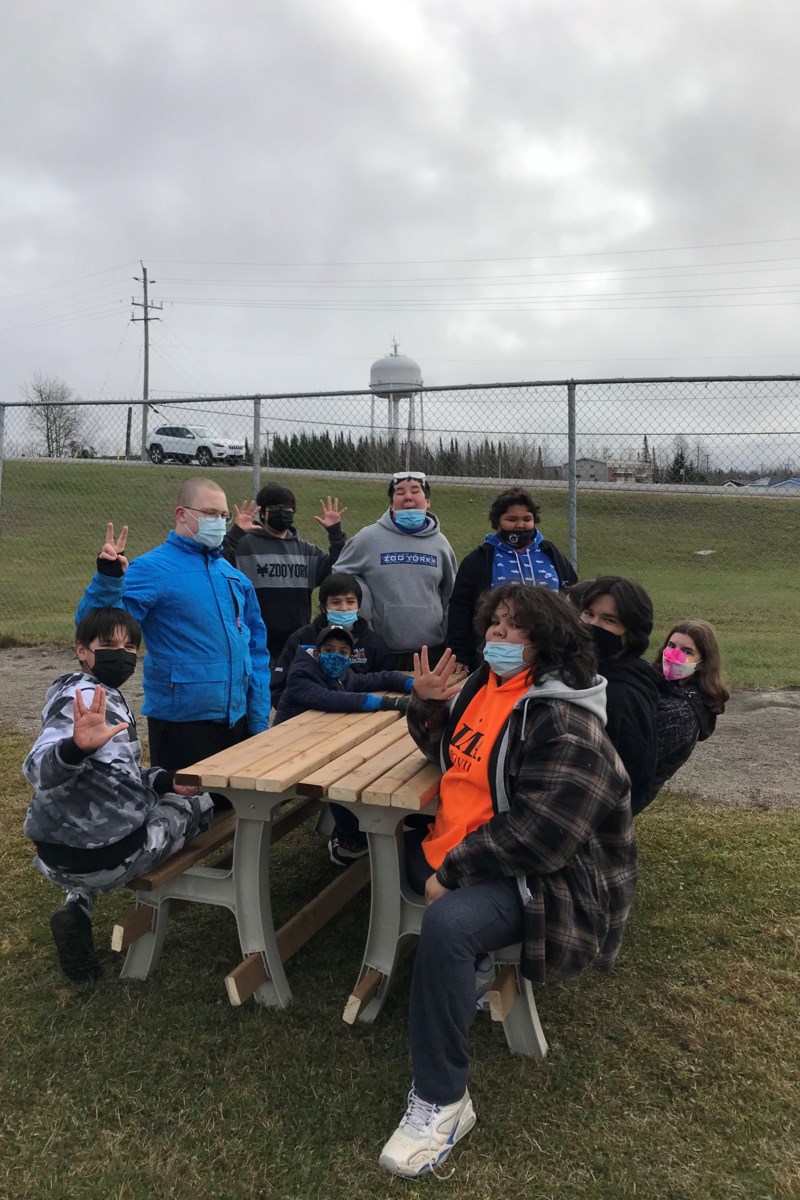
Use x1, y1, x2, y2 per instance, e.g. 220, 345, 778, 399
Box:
23, 607, 213, 982
274, 624, 413, 865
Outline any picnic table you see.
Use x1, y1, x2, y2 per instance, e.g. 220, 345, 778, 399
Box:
114, 708, 547, 1057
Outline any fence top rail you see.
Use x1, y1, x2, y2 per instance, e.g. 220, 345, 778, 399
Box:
5, 375, 800, 408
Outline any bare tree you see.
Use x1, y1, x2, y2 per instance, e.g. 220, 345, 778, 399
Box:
21, 373, 84, 458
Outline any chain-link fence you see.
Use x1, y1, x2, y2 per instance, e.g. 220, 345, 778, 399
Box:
1, 377, 799, 652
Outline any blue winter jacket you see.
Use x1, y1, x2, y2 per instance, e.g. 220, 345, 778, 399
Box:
76, 532, 271, 731
274, 648, 411, 725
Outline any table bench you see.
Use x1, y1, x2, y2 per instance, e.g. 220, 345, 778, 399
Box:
112, 708, 547, 1056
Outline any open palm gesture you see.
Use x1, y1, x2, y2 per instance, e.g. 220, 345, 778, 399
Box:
99, 522, 129, 571
72, 686, 129, 752
233, 500, 260, 531
412, 647, 462, 702
314, 496, 348, 527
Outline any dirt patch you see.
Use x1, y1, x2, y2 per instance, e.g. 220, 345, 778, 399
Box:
3, 645, 798, 809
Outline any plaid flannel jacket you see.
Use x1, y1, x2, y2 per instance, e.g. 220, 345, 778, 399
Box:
408, 679, 637, 983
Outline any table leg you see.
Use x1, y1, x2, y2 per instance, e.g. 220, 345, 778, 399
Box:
345, 807, 426, 1024
230, 814, 293, 1008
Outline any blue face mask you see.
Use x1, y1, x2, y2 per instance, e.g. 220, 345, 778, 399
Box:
325, 609, 358, 629
482, 641, 530, 676
318, 652, 351, 679
193, 516, 227, 549
393, 509, 427, 532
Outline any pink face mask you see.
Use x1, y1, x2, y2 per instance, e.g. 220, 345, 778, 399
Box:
662, 645, 699, 681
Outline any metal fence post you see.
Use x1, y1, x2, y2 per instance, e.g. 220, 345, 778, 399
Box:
252, 397, 262, 498
567, 380, 577, 573
0, 403, 5, 512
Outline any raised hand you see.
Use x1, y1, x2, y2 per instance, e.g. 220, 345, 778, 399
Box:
233, 500, 260, 531
314, 496, 348, 528
99, 522, 128, 570
412, 647, 462, 703
72, 686, 129, 752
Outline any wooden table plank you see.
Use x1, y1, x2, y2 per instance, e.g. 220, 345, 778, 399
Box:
361, 750, 431, 805
174, 709, 325, 788
228, 712, 370, 789
297, 722, 410, 796
327, 734, 418, 802
254, 711, 402, 791
389, 762, 442, 810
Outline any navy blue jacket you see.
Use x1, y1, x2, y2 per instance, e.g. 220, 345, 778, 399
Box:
274, 649, 410, 724
270, 614, 391, 707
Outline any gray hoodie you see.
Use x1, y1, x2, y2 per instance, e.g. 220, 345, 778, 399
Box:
332, 509, 457, 651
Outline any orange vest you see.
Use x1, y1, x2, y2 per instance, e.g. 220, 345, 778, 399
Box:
423, 670, 529, 869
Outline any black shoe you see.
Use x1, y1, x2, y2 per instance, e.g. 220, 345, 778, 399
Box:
328, 833, 369, 868
50, 903, 102, 981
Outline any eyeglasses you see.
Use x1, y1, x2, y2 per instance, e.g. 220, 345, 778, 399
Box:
390, 471, 427, 485
184, 505, 232, 522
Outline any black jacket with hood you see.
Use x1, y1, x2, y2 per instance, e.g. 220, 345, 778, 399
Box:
598, 654, 660, 816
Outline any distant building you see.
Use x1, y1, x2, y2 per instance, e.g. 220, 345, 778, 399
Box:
567, 458, 608, 482
563, 457, 653, 483
767, 477, 800, 493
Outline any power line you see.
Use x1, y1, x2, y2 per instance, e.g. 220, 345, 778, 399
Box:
0, 261, 138, 304
147, 235, 800, 268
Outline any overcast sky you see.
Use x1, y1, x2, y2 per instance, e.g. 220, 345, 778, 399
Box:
4, 0, 800, 408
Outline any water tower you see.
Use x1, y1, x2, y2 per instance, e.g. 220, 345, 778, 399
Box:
369, 342, 424, 461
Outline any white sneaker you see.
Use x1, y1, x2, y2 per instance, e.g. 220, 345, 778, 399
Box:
379, 1085, 476, 1177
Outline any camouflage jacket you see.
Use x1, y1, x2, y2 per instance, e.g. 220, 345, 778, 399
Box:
23, 672, 169, 850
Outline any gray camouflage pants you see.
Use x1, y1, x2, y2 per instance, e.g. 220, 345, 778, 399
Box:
34, 792, 215, 910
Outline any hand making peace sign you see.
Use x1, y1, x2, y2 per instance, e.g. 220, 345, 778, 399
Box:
98, 522, 129, 571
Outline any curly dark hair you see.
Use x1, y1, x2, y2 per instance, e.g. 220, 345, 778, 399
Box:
474, 583, 596, 689
576, 576, 654, 657
488, 488, 541, 529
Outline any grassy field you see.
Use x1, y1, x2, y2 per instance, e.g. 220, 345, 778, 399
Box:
1, 460, 799, 685
1, 730, 798, 1200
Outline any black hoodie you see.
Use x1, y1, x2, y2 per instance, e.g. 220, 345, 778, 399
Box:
598, 654, 660, 816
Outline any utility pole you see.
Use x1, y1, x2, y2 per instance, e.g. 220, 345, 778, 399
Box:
132, 263, 163, 461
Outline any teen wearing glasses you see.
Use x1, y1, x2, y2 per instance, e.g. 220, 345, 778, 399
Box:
76, 478, 270, 794
332, 472, 457, 670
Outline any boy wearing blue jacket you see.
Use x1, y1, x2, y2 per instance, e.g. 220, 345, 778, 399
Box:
275, 626, 412, 864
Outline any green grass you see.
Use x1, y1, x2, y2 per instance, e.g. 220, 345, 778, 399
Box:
1, 460, 799, 684
2, 730, 799, 1199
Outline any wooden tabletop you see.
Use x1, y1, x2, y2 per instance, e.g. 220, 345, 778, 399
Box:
174, 709, 441, 811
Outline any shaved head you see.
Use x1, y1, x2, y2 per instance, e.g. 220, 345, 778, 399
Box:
176, 478, 225, 509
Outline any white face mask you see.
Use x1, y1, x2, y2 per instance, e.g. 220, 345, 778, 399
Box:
192, 515, 227, 549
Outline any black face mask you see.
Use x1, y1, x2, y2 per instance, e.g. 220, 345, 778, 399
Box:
498, 528, 533, 550
264, 509, 294, 532
589, 624, 624, 661
89, 649, 138, 689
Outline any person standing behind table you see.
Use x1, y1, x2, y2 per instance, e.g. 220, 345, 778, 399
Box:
332, 471, 457, 671
222, 483, 348, 664
75, 478, 271, 792
446, 487, 577, 672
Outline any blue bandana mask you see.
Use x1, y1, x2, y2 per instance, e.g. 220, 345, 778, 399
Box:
482, 642, 529, 676
193, 516, 226, 549
318, 652, 351, 680
325, 609, 358, 629
393, 509, 427, 532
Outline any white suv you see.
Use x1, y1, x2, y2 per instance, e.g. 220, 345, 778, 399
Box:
146, 425, 245, 467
